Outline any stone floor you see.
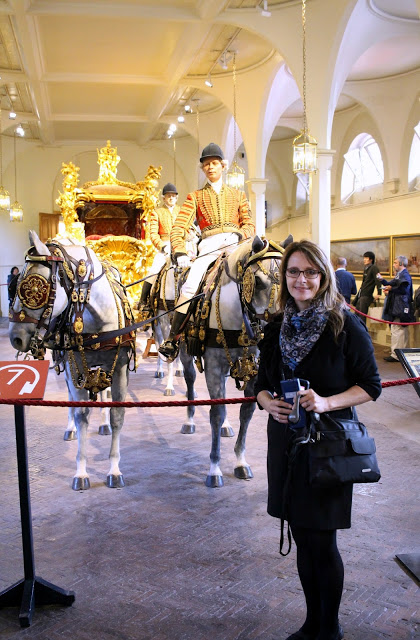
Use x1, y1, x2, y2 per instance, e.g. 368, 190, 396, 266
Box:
0, 319, 418, 640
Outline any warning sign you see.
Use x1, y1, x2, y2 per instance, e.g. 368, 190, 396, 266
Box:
0, 360, 50, 400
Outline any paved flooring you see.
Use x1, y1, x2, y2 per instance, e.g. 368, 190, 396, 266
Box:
0, 319, 418, 640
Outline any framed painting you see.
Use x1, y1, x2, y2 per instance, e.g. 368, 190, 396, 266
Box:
330, 237, 391, 275
392, 235, 420, 280
396, 349, 420, 398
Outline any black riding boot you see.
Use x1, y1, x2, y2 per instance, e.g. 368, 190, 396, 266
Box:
139, 281, 152, 308
158, 311, 187, 361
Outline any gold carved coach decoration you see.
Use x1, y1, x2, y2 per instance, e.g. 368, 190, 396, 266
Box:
55, 140, 162, 305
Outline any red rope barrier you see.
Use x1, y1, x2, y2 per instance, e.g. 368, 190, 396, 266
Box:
347, 304, 420, 326
0, 377, 418, 407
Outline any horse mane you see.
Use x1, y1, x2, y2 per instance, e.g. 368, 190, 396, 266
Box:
220, 237, 254, 286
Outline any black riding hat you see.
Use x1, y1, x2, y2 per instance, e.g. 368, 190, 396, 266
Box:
162, 183, 178, 195
200, 143, 224, 163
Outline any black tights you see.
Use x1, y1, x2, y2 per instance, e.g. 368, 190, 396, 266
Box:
291, 526, 344, 636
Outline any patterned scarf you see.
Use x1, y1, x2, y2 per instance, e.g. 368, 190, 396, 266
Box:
280, 298, 329, 371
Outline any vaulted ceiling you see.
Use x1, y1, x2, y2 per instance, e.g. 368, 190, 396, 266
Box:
0, 0, 419, 145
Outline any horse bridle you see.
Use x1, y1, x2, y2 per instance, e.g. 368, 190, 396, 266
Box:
238, 238, 283, 318
10, 241, 103, 359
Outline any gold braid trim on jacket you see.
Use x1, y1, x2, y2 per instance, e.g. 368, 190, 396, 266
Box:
171, 184, 254, 255
149, 205, 180, 251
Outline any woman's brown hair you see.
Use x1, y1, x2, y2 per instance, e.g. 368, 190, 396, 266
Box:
278, 239, 346, 338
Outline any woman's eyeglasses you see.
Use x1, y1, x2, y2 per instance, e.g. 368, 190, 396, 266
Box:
285, 268, 322, 279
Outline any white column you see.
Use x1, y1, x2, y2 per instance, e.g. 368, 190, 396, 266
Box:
246, 178, 268, 237
308, 149, 335, 257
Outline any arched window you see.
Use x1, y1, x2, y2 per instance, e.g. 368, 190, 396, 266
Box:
408, 122, 420, 190
341, 133, 384, 202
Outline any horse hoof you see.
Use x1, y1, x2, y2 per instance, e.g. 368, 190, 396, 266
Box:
98, 424, 112, 436
221, 426, 234, 438
181, 423, 195, 434
154, 372, 164, 379
72, 477, 90, 491
234, 465, 254, 480
175, 370, 184, 377
164, 389, 175, 397
106, 474, 125, 488
205, 475, 224, 488
63, 430, 76, 441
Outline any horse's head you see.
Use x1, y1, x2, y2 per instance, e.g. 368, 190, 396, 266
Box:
9, 231, 69, 354
226, 234, 292, 319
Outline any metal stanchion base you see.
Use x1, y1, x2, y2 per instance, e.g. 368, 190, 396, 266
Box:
0, 576, 75, 628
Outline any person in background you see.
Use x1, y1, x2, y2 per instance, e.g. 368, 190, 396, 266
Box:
377, 255, 414, 362
255, 240, 381, 640
137, 183, 180, 315
353, 251, 382, 323
334, 257, 356, 304
7, 266, 19, 307
159, 142, 255, 361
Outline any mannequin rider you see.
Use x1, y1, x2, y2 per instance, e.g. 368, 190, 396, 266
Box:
159, 142, 255, 361
137, 182, 180, 315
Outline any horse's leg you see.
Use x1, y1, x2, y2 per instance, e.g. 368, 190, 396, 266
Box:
65, 365, 91, 491
64, 378, 77, 441
107, 354, 129, 488
154, 322, 165, 379
163, 360, 175, 396
180, 344, 196, 434
204, 350, 229, 488
174, 354, 184, 377
221, 415, 234, 438
98, 388, 112, 435
233, 375, 256, 480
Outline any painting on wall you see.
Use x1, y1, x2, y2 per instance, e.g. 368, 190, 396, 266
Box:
393, 235, 420, 279
330, 237, 391, 275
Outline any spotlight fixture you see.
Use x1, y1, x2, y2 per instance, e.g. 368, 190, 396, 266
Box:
177, 114, 185, 123
16, 124, 25, 137
9, 110, 16, 120
258, 0, 271, 18
169, 123, 177, 132
184, 104, 191, 113
219, 53, 228, 70
204, 74, 213, 88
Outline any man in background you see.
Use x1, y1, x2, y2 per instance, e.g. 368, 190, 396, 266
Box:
354, 251, 382, 323
335, 257, 356, 304
377, 255, 414, 362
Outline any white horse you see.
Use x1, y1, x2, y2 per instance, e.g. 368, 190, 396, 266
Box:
9, 231, 134, 490
179, 235, 289, 487
64, 387, 111, 440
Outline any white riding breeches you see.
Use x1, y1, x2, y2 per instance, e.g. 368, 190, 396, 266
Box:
145, 250, 167, 286
177, 232, 239, 305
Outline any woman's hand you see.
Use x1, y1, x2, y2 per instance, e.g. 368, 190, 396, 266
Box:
256, 391, 293, 423
298, 388, 330, 414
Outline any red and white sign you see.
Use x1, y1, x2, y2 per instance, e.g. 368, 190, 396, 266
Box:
0, 360, 50, 400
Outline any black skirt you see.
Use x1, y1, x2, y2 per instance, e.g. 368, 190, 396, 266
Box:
267, 413, 353, 530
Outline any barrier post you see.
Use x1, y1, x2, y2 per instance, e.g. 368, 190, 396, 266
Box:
0, 404, 75, 627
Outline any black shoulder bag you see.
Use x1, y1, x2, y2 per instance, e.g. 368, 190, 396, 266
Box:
307, 410, 381, 488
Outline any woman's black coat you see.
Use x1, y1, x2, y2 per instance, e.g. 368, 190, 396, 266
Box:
255, 310, 382, 530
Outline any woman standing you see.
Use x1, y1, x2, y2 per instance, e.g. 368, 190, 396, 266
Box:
255, 240, 381, 640
7, 266, 19, 307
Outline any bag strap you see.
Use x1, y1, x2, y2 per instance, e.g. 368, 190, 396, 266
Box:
280, 519, 292, 556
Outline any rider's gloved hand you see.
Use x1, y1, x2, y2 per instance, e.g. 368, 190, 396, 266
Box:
177, 254, 191, 269
161, 242, 170, 255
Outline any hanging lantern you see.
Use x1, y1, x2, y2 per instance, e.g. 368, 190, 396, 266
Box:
226, 52, 245, 190
293, 131, 318, 174
293, 0, 317, 174
226, 160, 245, 189
10, 200, 23, 222
0, 185, 10, 211
10, 131, 23, 222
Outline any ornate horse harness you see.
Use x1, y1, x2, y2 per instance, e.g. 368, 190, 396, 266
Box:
10, 240, 135, 400
186, 238, 284, 389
